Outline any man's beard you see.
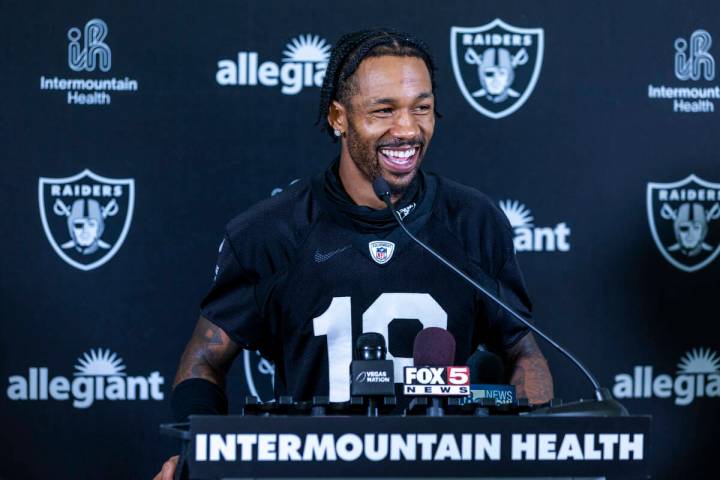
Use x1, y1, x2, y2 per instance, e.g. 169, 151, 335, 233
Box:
346, 121, 423, 196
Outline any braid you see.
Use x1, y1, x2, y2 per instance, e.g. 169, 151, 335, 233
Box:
316, 28, 439, 142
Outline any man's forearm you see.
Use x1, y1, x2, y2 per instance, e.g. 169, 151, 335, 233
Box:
174, 316, 240, 388
505, 332, 554, 404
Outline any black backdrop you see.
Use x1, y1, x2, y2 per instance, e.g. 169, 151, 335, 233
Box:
1, 1, 719, 478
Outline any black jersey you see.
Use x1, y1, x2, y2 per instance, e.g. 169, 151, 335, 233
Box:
201, 162, 532, 402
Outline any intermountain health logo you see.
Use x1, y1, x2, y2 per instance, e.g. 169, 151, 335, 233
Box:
647, 174, 720, 272
647, 29, 719, 113
39, 18, 139, 105
451, 19, 544, 119
613, 348, 720, 406
39, 169, 135, 271
216, 34, 331, 95
499, 200, 570, 252
6, 349, 164, 409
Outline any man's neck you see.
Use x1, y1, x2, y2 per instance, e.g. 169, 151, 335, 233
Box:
338, 151, 398, 209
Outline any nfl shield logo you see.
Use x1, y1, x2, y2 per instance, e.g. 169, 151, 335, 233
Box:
369, 240, 395, 265
647, 174, 720, 272
451, 19, 544, 119
38, 169, 135, 271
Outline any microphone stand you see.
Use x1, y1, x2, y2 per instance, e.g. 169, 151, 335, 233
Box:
373, 179, 627, 417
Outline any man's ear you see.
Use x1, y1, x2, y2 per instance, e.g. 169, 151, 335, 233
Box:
327, 100, 347, 135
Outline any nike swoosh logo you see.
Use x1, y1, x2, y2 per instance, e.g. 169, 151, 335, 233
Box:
314, 245, 351, 263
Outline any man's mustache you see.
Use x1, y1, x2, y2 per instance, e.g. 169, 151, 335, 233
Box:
376, 137, 425, 149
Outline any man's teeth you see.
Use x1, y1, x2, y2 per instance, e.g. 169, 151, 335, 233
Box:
381, 148, 417, 159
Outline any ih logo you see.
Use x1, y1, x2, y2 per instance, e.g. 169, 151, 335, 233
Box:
647, 174, 720, 272
68, 18, 111, 72
39, 169, 135, 271
674, 29, 715, 81
369, 240, 395, 265
451, 19, 544, 119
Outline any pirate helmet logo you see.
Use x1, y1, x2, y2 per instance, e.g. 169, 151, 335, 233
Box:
243, 350, 275, 402
451, 19, 544, 119
647, 174, 720, 272
39, 169, 135, 271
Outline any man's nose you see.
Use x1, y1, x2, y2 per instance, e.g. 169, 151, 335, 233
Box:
389, 109, 420, 140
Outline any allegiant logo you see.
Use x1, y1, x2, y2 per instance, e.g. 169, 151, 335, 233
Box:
6, 348, 164, 409
612, 348, 720, 406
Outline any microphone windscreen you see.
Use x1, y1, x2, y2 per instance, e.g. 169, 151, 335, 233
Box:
466, 350, 505, 384
355, 332, 387, 360
412, 327, 456, 366
372, 176, 391, 201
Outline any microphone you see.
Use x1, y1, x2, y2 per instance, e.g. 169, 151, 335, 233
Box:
372, 176, 628, 416
413, 327, 455, 366
350, 332, 395, 416
356, 332, 387, 360
406, 328, 470, 417
466, 348, 516, 408
467, 349, 505, 385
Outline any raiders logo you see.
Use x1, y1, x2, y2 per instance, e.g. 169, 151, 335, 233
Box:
38, 169, 135, 271
243, 350, 275, 402
647, 174, 720, 272
451, 19, 544, 119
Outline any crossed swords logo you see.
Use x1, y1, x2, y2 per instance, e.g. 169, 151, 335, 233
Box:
53, 198, 119, 251
464, 47, 529, 101
660, 202, 720, 255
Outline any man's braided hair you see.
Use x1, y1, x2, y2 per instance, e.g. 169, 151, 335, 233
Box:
316, 28, 440, 141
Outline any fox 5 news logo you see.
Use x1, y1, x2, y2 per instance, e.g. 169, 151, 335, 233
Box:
403, 366, 470, 395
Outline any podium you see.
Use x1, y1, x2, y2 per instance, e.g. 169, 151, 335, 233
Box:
162, 412, 650, 479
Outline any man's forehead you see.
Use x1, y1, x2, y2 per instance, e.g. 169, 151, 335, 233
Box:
353, 56, 432, 102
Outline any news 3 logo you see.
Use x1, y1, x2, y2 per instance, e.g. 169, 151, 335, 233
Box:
216, 34, 331, 95
403, 366, 470, 395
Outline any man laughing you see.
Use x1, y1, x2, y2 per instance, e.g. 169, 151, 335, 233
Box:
156, 28, 552, 480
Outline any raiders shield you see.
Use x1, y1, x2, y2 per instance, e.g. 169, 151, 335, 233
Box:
647, 174, 720, 272
243, 350, 275, 402
38, 169, 135, 271
451, 19, 544, 119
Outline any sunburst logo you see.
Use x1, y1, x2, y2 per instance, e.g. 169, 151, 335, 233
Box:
677, 348, 720, 374
499, 200, 534, 228
498, 199, 570, 252
74, 348, 126, 376
283, 34, 331, 63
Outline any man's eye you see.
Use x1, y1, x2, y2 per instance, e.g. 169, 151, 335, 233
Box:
415, 104, 432, 112
373, 108, 393, 115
